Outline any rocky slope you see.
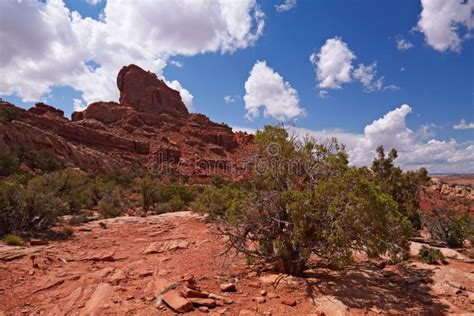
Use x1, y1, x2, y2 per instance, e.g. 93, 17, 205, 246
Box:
0, 212, 473, 315
0, 64, 254, 181
420, 178, 474, 215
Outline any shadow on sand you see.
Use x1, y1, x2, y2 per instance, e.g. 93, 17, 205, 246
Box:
303, 262, 449, 314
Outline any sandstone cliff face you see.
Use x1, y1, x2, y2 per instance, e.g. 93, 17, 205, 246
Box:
117, 64, 189, 117
0, 64, 254, 180
420, 178, 473, 215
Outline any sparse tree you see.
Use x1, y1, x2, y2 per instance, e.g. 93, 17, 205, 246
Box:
218, 126, 412, 276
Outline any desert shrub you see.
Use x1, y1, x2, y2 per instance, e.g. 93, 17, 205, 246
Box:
218, 126, 412, 276
137, 176, 159, 212
22, 187, 66, 231
192, 184, 245, 221
90, 176, 118, 204
68, 214, 89, 226
17, 148, 63, 172
418, 245, 445, 264
0, 147, 20, 177
7, 172, 34, 185
369, 146, 429, 228
98, 189, 124, 218
154, 196, 185, 214
136, 175, 201, 213
0, 105, 22, 121
423, 211, 473, 248
210, 175, 230, 188
0, 183, 24, 235
101, 170, 134, 189
28, 169, 94, 213
3, 234, 25, 246
0, 182, 66, 236
156, 182, 196, 204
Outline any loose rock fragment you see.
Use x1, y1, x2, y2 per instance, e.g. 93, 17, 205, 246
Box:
281, 299, 297, 307
252, 297, 266, 304
188, 298, 217, 308
30, 239, 49, 246
220, 283, 237, 292
182, 286, 209, 298
162, 290, 193, 313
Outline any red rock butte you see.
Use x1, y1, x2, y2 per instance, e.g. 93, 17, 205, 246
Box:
0, 64, 254, 181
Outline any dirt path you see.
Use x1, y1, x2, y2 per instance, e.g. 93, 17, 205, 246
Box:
0, 212, 472, 315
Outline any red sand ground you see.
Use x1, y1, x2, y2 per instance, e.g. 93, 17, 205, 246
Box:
0, 212, 473, 315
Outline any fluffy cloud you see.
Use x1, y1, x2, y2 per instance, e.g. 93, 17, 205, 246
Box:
244, 61, 304, 121
396, 37, 414, 51
0, 0, 265, 109
319, 90, 329, 99
169, 60, 184, 68
310, 37, 397, 93
224, 95, 237, 104
290, 104, 474, 173
85, 0, 101, 5
309, 37, 355, 89
416, 0, 474, 52
73, 98, 86, 111
353, 62, 384, 92
165, 80, 194, 111
454, 119, 474, 130
275, 0, 297, 12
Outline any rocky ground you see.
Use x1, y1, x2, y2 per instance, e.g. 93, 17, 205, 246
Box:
0, 211, 473, 315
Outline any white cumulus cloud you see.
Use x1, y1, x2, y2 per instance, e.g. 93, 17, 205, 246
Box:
396, 37, 414, 51
224, 95, 237, 104
85, 0, 102, 5
454, 119, 474, 130
290, 104, 474, 173
165, 80, 194, 111
244, 61, 304, 121
275, 0, 297, 12
73, 98, 86, 112
169, 60, 184, 68
0, 0, 265, 109
416, 0, 474, 52
309, 37, 355, 89
310, 37, 397, 93
353, 62, 384, 92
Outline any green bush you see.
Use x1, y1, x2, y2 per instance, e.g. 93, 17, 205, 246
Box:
216, 126, 412, 276
369, 146, 429, 228
136, 176, 201, 213
418, 245, 445, 264
0, 105, 22, 122
98, 189, 124, 218
0, 148, 20, 177
0, 180, 67, 236
3, 234, 25, 246
156, 182, 196, 204
28, 169, 95, 213
154, 197, 186, 214
68, 214, 89, 226
424, 212, 473, 248
192, 184, 245, 221
0, 182, 25, 235
136, 176, 159, 212
17, 149, 63, 172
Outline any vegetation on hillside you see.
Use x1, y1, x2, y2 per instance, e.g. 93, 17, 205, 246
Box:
198, 126, 418, 275
0, 125, 470, 274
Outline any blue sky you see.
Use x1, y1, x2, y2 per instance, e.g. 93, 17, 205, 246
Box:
0, 0, 473, 173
